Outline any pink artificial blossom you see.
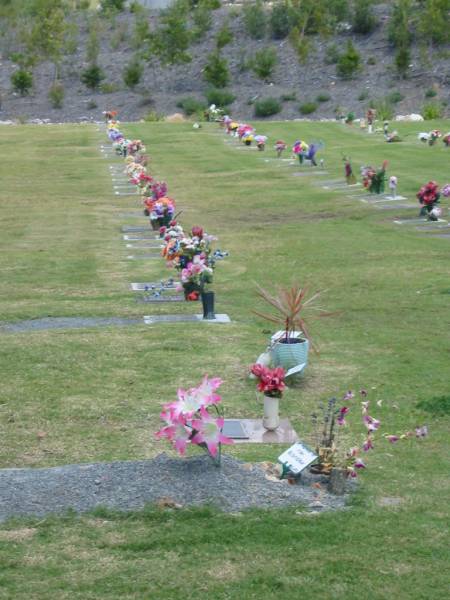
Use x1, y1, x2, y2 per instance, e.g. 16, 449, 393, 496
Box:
363, 436, 374, 452
191, 410, 233, 457
354, 458, 366, 469
385, 434, 399, 444
363, 414, 381, 432
343, 391, 354, 401
337, 406, 349, 426
415, 425, 428, 438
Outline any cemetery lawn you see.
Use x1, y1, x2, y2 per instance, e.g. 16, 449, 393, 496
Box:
0, 121, 449, 599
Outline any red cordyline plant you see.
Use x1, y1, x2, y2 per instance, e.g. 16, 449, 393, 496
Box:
253, 283, 335, 351
311, 389, 429, 478
250, 364, 286, 398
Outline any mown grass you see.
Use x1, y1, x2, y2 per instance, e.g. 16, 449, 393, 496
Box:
0, 120, 449, 599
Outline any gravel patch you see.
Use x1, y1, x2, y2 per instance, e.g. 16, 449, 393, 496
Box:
0, 454, 350, 521
0, 317, 142, 333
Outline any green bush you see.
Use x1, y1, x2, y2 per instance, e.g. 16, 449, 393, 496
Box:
252, 47, 278, 80
11, 69, 33, 96
425, 88, 437, 98
270, 2, 291, 39
100, 0, 125, 13
358, 90, 369, 101
100, 82, 120, 94
216, 24, 233, 49
372, 99, 394, 120
205, 88, 235, 107
336, 41, 361, 79
280, 92, 297, 102
203, 52, 229, 88
316, 92, 331, 103
254, 97, 281, 117
388, 91, 404, 104
176, 97, 207, 116
352, 0, 377, 34
81, 64, 105, 90
48, 82, 64, 108
192, 2, 212, 41
324, 44, 340, 65
123, 60, 143, 89
299, 101, 318, 115
395, 45, 411, 76
143, 110, 165, 122
367, 56, 376, 65
243, 1, 266, 40
87, 100, 98, 110
422, 102, 443, 120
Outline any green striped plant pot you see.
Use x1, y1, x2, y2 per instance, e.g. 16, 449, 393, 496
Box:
271, 338, 309, 371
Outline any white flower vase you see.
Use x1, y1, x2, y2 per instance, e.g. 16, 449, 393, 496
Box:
263, 395, 280, 431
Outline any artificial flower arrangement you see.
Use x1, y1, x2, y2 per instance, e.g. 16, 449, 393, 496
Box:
311, 389, 428, 479
130, 172, 154, 192
362, 160, 387, 194
127, 139, 146, 156
417, 181, 441, 220
443, 133, 450, 147
250, 364, 286, 430
428, 129, 441, 146
144, 196, 176, 229
155, 375, 233, 466
275, 140, 287, 158
442, 183, 450, 198
343, 156, 356, 184
255, 135, 268, 151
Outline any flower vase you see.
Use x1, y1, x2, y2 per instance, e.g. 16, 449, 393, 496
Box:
263, 395, 279, 431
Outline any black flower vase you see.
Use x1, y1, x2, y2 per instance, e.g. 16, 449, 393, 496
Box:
201, 291, 215, 320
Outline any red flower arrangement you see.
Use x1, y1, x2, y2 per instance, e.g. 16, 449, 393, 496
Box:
250, 364, 286, 398
417, 181, 440, 206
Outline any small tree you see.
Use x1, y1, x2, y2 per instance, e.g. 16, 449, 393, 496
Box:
352, 0, 377, 34
337, 41, 361, 79
254, 97, 281, 117
100, 0, 125, 13
203, 52, 229, 88
243, 0, 267, 40
395, 45, 411, 77
270, 2, 291, 39
216, 23, 233, 49
48, 81, 64, 108
252, 47, 278, 80
11, 70, 33, 96
192, 1, 212, 41
81, 64, 105, 90
123, 60, 143, 89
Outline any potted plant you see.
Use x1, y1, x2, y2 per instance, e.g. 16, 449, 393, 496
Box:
253, 283, 334, 371
250, 364, 286, 430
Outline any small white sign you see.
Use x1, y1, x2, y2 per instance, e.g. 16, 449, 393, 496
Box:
278, 442, 318, 475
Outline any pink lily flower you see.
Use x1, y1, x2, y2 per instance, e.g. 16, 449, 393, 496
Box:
191, 409, 233, 457
164, 387, 203, 419
194, 375, 223, 406
171, 416, 192, 455
385, 434, 399, 444
361, 401, 370, 414
363, 436, 374, 452
354, 458, 366, 469
343, 390, 354, 401
363, 414, 380, 432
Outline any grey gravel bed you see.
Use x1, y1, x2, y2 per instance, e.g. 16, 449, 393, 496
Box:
0, 454, 349, 521
0, 317, 142, 333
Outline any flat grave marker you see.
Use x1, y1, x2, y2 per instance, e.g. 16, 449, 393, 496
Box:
123, 234, 159, 241
131, 282, 176, 291
121, 225, 152, 233
292, 170, 328, 177
127, 254, 161, 260
143, 314, 231, 324
394, 217, 447, 226
136, 294, 185, 303
126, 243, 163, 249
221, 418, 298, 444
115, 191, 138, 196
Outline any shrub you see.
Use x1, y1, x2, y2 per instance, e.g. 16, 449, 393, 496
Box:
270, 2, 291, 39
192, 2, 212, 41
123, 60, 143, 89
243, 1, 266, 40
48, 82, 64, 108
176, 97, 207, 116
422, 102, 443, 120
299, 101, 318, 115
352, 0, 377, 34
203, 52, 229, 88
100, 0, 125, 12
205, 88, 235, 107
316, 92, 331, 103
87, 100, 98, 110
11, 69, 33, 96
100, 82, 120, 94
372, 99, 394, 121
358, 90, 369, 101
81, 64, 105, 90
324, 44, 340, 65
143, 110, 165, 122
425, 88, 437, 98
367, 56, 376, 65
252, 47, 278, 80
216, 24, 233, 49
280, 92, 297, 102
254, 97, 281, 117
395, 45, 411, 76
336, 41, 361, 79
388, 91, 404, 104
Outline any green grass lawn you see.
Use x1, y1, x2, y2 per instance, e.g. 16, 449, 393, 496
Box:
0, 120, 449, 599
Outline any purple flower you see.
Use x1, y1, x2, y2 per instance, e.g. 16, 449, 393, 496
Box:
363, 414, 380, 432
343, 390, 354, 401
385, 434, 399, 444
415, 425, 428, 438
363, 436, 374, 452
354, 459, 366, 469
337, 406, 349, 426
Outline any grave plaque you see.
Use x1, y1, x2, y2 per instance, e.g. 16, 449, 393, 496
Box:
278, 442, 318, 475
222, 420, 249, 439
